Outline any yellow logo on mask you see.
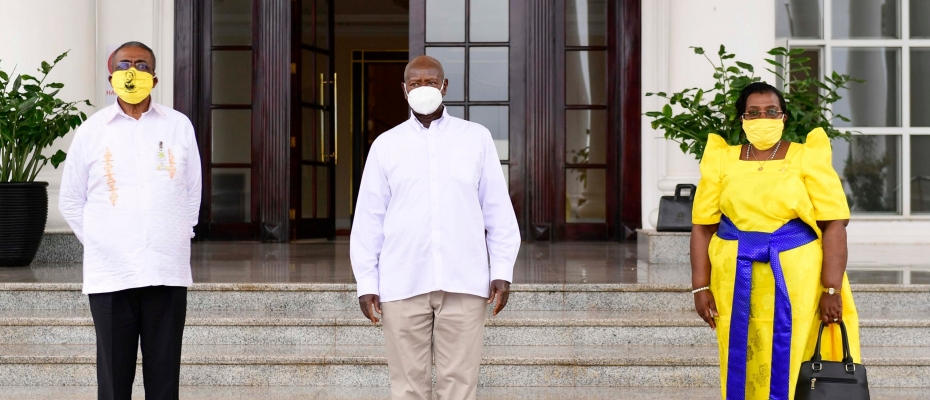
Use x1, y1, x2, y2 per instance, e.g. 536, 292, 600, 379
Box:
111, 68, 153, 104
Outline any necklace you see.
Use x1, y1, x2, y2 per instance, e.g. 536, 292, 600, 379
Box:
747, 140, 782, 171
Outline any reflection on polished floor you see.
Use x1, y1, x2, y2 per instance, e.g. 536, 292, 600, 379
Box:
4, 242, 929, 285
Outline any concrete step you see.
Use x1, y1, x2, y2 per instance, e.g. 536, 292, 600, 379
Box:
0, 309, 927, 347
0, 344, 927, 387
3, 386, 929, 400
1, 283, 927, 312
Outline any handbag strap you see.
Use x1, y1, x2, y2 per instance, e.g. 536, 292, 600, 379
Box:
674, 184, 696, 201
810, 321, 855, 365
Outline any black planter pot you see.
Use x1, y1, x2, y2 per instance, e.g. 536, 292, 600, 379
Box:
0, 182, 49, 267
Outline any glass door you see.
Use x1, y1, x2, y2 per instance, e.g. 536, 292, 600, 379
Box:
293, 0, 336, 239
207, 0, 258, 240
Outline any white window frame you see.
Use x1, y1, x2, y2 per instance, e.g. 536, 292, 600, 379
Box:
781, 0, 930, 219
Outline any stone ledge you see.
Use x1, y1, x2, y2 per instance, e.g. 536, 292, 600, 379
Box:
32, 232, 82, 264
637, 229, 690, 264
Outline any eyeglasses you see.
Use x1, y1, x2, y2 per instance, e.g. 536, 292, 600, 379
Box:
114, 61, 152, 72
742, 108, 784, 120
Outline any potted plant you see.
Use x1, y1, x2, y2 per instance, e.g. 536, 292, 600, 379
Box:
646, 45, 858, 159
0, 52, 90, 267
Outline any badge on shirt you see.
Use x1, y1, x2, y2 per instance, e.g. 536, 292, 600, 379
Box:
155, 141, 177, 179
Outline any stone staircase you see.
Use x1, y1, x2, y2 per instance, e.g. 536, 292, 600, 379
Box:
0, 283, 928, 398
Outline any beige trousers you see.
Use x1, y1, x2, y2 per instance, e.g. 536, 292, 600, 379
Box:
381, 291, 487, 400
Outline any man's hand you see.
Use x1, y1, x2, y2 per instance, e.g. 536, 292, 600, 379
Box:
359, 294, 382, 324
488, 280, 510, 316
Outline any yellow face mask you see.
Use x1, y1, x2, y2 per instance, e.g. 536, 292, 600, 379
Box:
742, 118, 784, 150
110, 68, 154, 104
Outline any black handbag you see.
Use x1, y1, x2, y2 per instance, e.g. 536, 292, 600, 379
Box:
795, 321, 870, 400
656, 184, 696, 232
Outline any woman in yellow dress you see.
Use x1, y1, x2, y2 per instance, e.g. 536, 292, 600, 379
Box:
690, 82, 861, 400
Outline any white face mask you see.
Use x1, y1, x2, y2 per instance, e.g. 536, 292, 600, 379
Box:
404, 82, 445, 115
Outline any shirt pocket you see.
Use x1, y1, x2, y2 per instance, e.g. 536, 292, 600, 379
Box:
153, 142, 186, 183
449, 150, 481, 187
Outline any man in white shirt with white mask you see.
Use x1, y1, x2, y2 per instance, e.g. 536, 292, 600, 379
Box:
59, 41, 201, 400
350, 55, 521, 400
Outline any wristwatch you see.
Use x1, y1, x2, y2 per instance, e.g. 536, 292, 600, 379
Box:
823, 287, 837, 295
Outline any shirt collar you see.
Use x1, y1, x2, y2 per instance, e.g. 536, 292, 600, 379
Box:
408, 106, 451, 131
105, 101, 165, 124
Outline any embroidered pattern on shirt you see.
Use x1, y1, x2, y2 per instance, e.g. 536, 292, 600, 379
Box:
168, 149, 177, 179
103, 148, 118, 206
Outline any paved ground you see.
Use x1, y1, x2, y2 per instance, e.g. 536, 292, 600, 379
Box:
6, 242, 930, 285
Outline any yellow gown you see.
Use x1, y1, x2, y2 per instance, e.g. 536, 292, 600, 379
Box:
692, 128, 861, 400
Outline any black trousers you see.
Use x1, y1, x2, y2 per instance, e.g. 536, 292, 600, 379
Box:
88, 286, 187, 400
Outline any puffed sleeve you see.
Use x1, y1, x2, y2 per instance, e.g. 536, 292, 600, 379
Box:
692, 134, 728, 225
803, 128, 851, 221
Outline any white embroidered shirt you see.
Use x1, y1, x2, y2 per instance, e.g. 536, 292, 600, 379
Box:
350, 108, 521, 302
59, 102, 202, 295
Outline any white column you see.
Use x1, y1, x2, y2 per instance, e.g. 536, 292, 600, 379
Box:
95, 0, 174, 108
641, 0, 776, 228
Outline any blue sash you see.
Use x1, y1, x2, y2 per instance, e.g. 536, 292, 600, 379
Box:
716, 215, 818, 400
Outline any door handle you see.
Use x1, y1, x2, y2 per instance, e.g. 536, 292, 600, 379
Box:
319, 73, 338, 165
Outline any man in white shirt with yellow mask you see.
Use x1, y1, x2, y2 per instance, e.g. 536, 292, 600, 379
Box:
351, 55, 521, 400
59, 41, 201, 400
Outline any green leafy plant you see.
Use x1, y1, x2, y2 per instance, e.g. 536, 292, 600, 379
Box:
0, 51, 91, 182
646, 45, 859, 159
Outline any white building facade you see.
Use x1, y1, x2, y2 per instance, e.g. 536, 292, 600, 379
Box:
1, 0, 926, 243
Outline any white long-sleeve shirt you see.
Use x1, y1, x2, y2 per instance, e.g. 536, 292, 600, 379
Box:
350, 108, 521, 302
58, 102, 202, 295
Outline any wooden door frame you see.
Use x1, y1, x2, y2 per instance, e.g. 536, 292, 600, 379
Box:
290, 0, 337, 240
175, 0, 293, 242
409, 0, 640, 241
350, 51, 410, 220
409, 0, 527, 239
556, 0, 641, 241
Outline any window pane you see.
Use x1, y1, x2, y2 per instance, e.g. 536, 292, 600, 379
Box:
212, 110, 251, 163
301, 165, 315, 218
212, 0, 251, 46
212, 168, 251, 222
775, 0, 823, 39
566, 0, 607, 46
469, 47, 509, 101
832, 0, 899, 39
212, 51, 252, 104
832, 135, 901, 214
469, 106, 509, 161
790, 49, 821, 89
471, 0, 508, 42
502, 164, 509, 187
316, 0, 329, 49
566, 50, 607, 105
912, 136, 930, 213
301, 0, 328, 48
301, 107, 318, 161
426, 0, 465, 42
566, 168, 606, 223
911, 49, 930, 127
301, 50, 317, 104
425, 47, 465, 101
831, 47, 900, 127
913, 1, 930, 37
566, 110, 607, 164
445, 105, 465, 119
317, 166, 329, 218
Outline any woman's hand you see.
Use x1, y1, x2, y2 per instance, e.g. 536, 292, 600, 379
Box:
819, 292, 843, 325
694, 290, 718, 330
